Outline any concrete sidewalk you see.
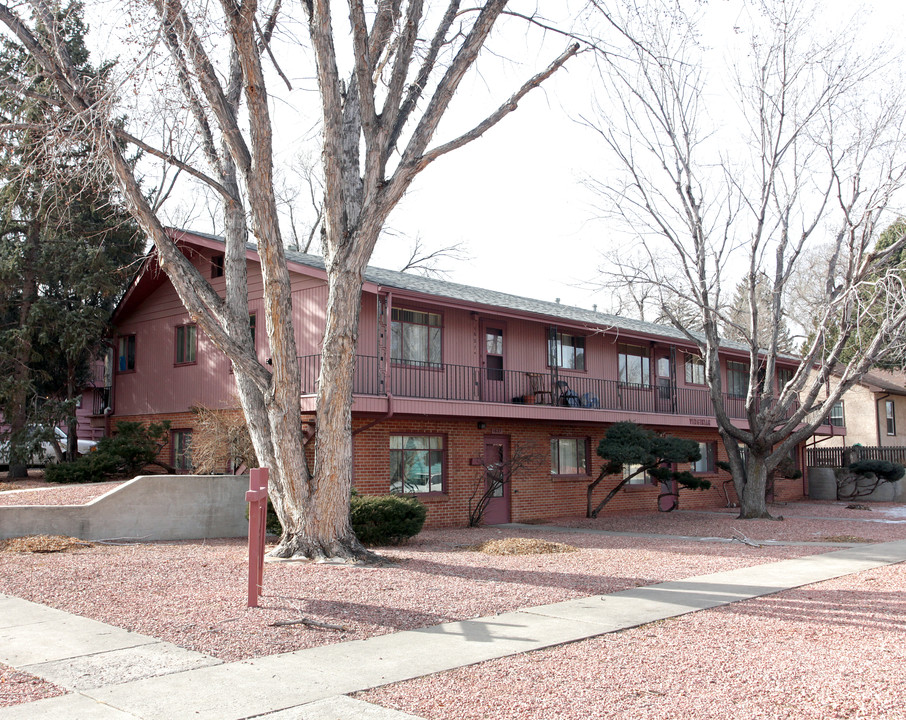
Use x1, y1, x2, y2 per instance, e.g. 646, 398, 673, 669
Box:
2, 539, 905, 720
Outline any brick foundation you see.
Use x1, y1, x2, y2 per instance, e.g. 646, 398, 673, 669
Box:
112, 411, 807, 530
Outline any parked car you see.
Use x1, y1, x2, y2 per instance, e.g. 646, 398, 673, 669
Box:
0, 426, 97, 468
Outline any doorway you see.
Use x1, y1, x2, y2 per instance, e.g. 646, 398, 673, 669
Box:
482, 435, 511, 524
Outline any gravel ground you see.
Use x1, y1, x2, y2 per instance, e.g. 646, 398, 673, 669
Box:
362, 562, 906, 720
0, 480, 125, 506
1, 500, 903, 711
550, 501, 906, 543
0, 663, 64, 708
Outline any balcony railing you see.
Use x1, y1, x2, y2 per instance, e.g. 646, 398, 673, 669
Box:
91, 387, 111, 416
298, 355, 801, 422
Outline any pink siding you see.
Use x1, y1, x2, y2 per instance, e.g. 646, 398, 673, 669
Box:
112, 235, 806, 433
114, 254, 274, 416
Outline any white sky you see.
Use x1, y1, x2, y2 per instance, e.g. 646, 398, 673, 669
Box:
373, 0, 906, 311
86, 0, 906, 315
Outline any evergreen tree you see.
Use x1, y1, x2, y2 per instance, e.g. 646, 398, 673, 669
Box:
0, 2, 142, 476
724, 273, 794, 354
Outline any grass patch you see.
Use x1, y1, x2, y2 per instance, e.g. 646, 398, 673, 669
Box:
469, 538, 579, 555
0, 535, 93, 553
822, 535, 874, 544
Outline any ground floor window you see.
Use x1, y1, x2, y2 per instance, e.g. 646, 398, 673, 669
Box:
624, 463, 653, 485
692, 441, 716, 473
172, 430, 193, 472
390, 435, 445, 494
550, 437, 589, 476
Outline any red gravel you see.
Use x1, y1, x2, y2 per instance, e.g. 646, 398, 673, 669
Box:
0, 501, 903, 712
362, 562, 906, 720
0, 663, 64, 708
551, 502, 906, 543
0, 480, 125, 506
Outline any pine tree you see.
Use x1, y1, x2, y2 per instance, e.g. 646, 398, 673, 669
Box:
0, 2, 142, 476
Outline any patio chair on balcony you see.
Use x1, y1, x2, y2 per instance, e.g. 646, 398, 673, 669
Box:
526, 372, 552, 405
555, 380, 581, 407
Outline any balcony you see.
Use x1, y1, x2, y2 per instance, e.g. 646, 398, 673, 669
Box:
299, 355, 804, 423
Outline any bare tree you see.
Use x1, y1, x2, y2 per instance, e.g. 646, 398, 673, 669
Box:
585, 0, 906, 518
397, 234, 470, 278
0, 1, 578, 558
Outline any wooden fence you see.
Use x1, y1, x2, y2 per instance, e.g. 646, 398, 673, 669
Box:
806, 445, 906, 467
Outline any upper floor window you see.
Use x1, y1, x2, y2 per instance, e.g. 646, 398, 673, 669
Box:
211, 254, 224, 278
618, 344, 650, 387
117, 335, 136, 373
692, 442, 716, 473
549, 332, 586, 371
685, 354, 705, 385
828, 401, 844, 427
777, 367, 795, 391
391, 308, 442, 367
550, 437, 589, 476
390, 435, 444, 494
886, 400, 896, 436
726, 361, 749, 398
175, 324, 197, 365
486, 328, 504, 381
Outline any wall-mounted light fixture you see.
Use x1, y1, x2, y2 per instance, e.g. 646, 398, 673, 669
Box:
477, 421, 486, 429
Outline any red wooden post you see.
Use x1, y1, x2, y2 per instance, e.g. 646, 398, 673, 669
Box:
246, 468, 269, 608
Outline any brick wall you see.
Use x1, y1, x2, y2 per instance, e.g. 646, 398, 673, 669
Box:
352, 417, 806, 529
114, 411, 806, 529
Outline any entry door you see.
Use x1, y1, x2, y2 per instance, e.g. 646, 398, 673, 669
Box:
482, 325, 506, 403
655, 353, 676, 412
482, 435, 511, 524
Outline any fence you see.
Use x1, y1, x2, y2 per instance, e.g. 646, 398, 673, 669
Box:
806, 445, 906, 467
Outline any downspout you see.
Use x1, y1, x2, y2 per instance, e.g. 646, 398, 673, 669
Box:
352, 287, 395, 437
352, 394, 394, 437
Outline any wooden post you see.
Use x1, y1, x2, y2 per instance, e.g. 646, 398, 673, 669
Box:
246, 468, 268, 608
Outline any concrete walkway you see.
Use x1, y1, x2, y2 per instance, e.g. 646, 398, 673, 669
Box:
2, 539, 905, 720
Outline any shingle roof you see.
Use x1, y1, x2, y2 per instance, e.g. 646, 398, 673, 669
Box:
281, 246, 715, 347
857, 370, 906, 395
176, 229, 760, 354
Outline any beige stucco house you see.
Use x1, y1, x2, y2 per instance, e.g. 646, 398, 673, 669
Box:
818, 370, 906, 448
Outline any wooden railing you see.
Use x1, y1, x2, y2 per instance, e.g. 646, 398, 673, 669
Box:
298, 355, 805, 423
807, 445, 906, 467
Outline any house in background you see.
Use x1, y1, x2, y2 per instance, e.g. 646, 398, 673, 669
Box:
815, 370, 906, 448
101, 229, 828, 528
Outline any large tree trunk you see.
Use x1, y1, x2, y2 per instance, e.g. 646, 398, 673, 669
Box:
738, 453, 774, 519
270, 265, 372, 561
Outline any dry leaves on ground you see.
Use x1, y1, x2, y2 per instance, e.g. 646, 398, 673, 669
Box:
822, 535, 875, 544
0, 535, 93, 554
469, 538, 579, 555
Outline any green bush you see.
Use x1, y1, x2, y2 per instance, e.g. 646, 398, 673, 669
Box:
45, 421, 170, 484
350, 493, 427, 546
848, 460, 905, 482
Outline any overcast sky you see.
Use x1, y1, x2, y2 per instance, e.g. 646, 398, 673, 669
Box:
88, 0, 906, 315
371, 0, 906, 312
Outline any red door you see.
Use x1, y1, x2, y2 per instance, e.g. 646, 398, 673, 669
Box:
482, 435, 511, 524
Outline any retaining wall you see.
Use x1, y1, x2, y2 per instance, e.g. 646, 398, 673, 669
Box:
0, 475, 249, 541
